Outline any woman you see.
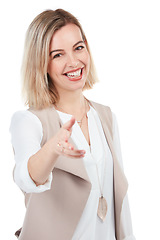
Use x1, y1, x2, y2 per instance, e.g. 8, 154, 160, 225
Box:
10, 9, 135, 240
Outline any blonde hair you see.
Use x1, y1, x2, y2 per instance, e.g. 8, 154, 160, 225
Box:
22, 9, 99, 109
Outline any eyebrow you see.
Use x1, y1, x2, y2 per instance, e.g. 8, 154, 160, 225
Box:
49, 40, 84, 56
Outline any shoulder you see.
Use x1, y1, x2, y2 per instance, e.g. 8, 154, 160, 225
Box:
88, 99, 114, 137
11, 110, 41, 124
89, 99, 117, 122
88, 99, 120, 139
89, 99, 112, 119
11, 110, 39, 121
10, 110, 42, 133
28, 106, 59, 124
28, 106, 60, 145
89, 99, 111, 112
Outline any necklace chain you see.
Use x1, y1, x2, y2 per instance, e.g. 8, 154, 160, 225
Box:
54, 97, 88, 128
89, 110, 107, 198
89, 109, 108, 221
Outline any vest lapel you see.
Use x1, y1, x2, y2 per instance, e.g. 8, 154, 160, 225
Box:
54, 148, 90, 182
53, 106, 91, 183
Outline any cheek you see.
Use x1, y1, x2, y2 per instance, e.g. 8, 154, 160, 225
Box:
48, 62, 61, 77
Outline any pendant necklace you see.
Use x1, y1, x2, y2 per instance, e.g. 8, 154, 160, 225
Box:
87, 104, 108, 222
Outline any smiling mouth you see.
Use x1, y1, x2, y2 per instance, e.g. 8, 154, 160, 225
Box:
64, 68, 83, 80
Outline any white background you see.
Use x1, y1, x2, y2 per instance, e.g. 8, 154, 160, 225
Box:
0, 0, 160, 239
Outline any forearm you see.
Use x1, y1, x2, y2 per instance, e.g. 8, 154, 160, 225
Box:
28, 138, 59, 185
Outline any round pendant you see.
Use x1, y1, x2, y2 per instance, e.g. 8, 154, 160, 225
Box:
97, 196, 108, 222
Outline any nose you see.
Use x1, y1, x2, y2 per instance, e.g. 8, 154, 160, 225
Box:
66, 53, 79, 68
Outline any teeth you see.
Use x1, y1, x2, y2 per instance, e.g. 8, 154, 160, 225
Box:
66, 69, 81, 78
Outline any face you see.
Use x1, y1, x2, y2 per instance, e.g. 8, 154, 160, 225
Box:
47, 23, 90, 95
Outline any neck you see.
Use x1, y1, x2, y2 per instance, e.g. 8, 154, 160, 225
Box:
55, 90, 87, 115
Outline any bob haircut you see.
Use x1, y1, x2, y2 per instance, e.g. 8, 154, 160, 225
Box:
21, 9, 99, 109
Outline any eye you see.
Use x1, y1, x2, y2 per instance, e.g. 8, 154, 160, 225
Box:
75, 45, 85, 51
52, 53, 62, 59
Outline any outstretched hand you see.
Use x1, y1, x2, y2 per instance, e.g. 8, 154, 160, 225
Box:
53, 116, 86, 158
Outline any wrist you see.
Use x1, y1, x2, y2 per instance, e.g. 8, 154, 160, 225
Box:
46, 138, 59, 158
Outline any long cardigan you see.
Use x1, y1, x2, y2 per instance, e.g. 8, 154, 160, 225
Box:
15, 99, 128, 240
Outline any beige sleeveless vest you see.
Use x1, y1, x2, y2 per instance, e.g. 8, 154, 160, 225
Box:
16, 99, 128, 240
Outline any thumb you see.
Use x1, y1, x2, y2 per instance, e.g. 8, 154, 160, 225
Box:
62, 116, 76, 132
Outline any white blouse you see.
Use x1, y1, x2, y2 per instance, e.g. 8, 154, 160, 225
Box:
9, 105, 135, 240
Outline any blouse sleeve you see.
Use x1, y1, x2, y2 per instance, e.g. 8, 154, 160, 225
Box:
112, 112, 136, 240
9, 110, 52, 193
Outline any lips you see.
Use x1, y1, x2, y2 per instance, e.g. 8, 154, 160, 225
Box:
63, 68, 83, 81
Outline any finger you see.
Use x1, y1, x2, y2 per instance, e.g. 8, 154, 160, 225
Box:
57, 141, 86, 157
60, 141, 74, 151
58, 129, 71, 144
56, 140, 73, 154
62, 116, 76, 132
63, 148, 86, 157
65, 153, 85, 158
66, 153, 85, 159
